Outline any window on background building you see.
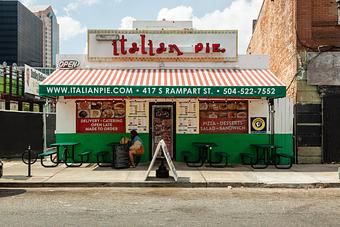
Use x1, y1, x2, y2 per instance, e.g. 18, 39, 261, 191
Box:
22, 102, 30, 111
337, 0, 340, 24
199, 101, 248, 134
33, 104, 40, 112
0, 100, 5, 110
47, 101, 56, 113
10, 102, 18, 111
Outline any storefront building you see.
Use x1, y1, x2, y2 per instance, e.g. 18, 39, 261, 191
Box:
39, 21, 292, 164
247, 0, 340, 163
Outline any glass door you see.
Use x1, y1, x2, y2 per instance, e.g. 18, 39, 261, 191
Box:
151, 103, 175, 159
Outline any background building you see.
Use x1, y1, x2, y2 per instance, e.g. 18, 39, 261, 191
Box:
0, 1, 57, 158
0, 0, 43, 67
31, 5, 59, 67
248, 0, 340, 163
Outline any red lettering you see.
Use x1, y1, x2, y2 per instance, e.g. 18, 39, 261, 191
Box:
112, 40, 119, 56
148, 40, 155, 56
120, 35, 127, 55
212, 44, 220, 52
195, 43, 204, 53
156, 43, 167, 54
168, 44, 183, 56
212, 43, 226, 53
112, 35, 225, 57
205, 43, 210, 53
129, 42, 139, 54
140, 34, 147, 54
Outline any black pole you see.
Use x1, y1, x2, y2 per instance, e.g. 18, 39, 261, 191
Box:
9, 66, 12, 96
27, 144, 32, 177
3, 66, 7, 94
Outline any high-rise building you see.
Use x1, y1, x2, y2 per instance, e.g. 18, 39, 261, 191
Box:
0, 0, 43, 67
30, 5, 59, 67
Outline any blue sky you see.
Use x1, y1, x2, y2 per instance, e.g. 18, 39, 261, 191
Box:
23, 0, 263, 54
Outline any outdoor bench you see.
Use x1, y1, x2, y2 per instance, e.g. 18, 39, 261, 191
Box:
210, 151, 229, 168
183, 150, 204, 167
275, 153, 293, 169
64, 149, 93, 167
96, 151, 112, 167
240, 153, 256, 165
38, 148, 58, 168
183, 150, 229, 167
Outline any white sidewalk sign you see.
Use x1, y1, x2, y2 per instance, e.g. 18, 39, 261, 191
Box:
144, 139, 178, 181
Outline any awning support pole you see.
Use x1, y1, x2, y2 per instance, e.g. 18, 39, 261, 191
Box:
269, 98, 275, 145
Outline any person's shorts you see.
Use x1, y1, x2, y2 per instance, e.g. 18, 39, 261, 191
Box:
130, 145, 144, 155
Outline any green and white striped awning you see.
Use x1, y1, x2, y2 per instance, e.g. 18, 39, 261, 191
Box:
39, 68, 286, 98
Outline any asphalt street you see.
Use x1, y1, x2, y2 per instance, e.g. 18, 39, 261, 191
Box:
0, 187, 339, 226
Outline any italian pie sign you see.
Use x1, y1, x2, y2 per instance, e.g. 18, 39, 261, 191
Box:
251, 117, 267, 134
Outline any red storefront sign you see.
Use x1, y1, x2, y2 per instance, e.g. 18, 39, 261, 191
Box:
112, 34, 226, 56
76, 100, 126, 133
76, 118, 125, 133
199, 118, 247, 134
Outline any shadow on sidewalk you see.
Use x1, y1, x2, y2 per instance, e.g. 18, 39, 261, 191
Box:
1, 175, 30, 180
89, 162, 339, 172
0, 189, 27, 198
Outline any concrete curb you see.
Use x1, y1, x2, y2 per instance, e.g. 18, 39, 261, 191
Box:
1, 181, 340, 188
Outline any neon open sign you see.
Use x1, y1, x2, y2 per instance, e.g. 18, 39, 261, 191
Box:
58, 60, 80, 69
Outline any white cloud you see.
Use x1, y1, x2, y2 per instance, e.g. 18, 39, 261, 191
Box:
64, 0, 100, 16
150, 0, 263, 54
157, 6, 193, 21
57, 16, 87, 41
193, 0, 263, 53
119, 16, 136, 29
21, 0, 37, 7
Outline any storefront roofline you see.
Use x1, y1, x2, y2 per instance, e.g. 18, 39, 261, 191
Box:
56, 54, 269, 70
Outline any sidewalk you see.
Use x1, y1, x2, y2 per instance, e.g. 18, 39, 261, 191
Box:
0, 159, 339, 188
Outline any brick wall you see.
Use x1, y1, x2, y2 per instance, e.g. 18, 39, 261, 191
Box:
247, 0, 298, 100
297, 0, 340, 49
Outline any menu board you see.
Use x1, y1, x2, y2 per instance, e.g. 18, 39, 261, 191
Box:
127, 100, 148, 133
152, 105, 174, 158
199, 101, 248, 134
76, 100, 125, 133
177, 100, 199, 134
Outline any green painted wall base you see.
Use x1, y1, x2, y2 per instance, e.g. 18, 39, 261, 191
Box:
176, 133, 293, 164
56, 133, 150, 163
55, 133, 293, 164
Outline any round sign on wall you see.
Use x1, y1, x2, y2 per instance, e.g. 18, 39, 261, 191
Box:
251, 117, 267, 133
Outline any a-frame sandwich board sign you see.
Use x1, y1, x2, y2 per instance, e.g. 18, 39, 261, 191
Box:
144, 139, 178, 182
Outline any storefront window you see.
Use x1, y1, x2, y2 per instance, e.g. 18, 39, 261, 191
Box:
199, 101, 248, 134
76, 100, 126, 133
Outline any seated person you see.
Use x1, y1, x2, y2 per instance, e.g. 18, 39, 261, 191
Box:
128, 130, 144, 167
